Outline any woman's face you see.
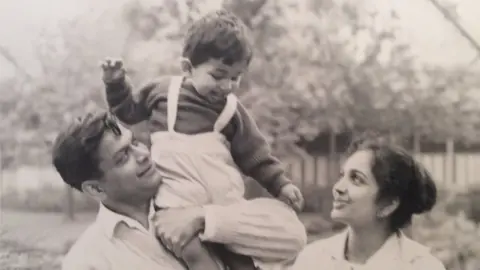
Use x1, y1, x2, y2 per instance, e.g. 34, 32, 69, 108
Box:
331, 150, 381, 227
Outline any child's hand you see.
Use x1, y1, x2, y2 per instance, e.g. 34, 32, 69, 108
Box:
101, 58, 125, 84
277, 183, 305, 212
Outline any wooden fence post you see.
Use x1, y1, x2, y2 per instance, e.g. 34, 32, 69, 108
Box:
445, 138, 455, 188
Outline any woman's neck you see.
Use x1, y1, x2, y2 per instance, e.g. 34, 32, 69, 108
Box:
345, 224, 393, 264
103, 199, 151, 229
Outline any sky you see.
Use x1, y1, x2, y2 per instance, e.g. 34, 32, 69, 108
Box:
377, 0, 480, 67
0, 0, 479, 81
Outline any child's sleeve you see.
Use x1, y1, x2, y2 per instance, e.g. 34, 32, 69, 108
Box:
229, 101, 292, 197
105, 77, 160, 125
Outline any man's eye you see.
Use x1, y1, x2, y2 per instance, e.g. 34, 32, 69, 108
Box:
116, 150, 129, 164
131, 138, 139, 146
209, 73, 223, 80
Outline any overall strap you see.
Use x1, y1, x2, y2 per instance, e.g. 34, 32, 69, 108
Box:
167, 76, 184, 133
213, 93, 238, 132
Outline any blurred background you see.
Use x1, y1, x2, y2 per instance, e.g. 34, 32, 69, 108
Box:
1, 0, 480, 269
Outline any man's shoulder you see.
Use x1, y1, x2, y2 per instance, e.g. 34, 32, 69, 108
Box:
62, 224, 108, 269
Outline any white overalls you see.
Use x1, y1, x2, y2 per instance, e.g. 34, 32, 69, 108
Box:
151, 76, 246, 208
149, 76, 307, 269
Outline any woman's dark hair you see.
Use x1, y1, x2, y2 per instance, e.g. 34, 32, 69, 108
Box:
345, 133, 437, 231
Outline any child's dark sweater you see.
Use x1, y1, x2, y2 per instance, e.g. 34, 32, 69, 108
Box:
105, 76, 291, 196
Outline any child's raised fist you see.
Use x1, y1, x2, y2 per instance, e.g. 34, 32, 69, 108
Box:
101, 58, 125, 84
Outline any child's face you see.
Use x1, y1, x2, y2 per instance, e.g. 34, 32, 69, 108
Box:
184, 58, 248, 100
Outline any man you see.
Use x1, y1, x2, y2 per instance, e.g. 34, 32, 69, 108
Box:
52, 110, 306, 270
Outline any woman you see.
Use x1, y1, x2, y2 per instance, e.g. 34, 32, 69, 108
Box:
292, 136, 446, 269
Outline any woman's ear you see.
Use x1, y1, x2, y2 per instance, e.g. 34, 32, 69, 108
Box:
180, 57, 193, 73
377, 198, 399, 218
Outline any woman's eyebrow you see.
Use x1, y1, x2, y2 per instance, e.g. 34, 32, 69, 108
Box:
351, 169, 368, 179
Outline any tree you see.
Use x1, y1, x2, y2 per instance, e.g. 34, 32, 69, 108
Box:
115, 0, 480, 156
5, 0, 479, 165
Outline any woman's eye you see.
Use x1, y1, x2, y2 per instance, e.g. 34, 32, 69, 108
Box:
350, 173, 363, 184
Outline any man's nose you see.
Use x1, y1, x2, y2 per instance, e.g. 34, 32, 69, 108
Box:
220, 80, 232, 90
220, 79, 234, 90
133, 143, 150, 162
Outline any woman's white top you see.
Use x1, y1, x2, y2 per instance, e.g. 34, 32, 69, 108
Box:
291, 230, 446, 270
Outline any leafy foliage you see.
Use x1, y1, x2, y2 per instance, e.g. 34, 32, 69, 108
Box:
2, 0, 479, 165
413, 194, 480, 270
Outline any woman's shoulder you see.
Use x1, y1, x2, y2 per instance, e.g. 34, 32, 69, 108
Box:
305, 231, 345, 253
290, 232, 346, 269
399, 232, 446, 270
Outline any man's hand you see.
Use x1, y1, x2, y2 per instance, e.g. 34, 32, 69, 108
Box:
101, 58, 125, 84
277, 183, 305, 212
153, 207, 206, 257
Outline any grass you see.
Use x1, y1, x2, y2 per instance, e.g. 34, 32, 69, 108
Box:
1, 210, 95, 270
0, 240, 64, 270
0, 210, 332, 269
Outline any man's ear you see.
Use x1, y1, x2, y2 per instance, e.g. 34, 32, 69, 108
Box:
81, 180, 107, 202
180, 57, 193, 73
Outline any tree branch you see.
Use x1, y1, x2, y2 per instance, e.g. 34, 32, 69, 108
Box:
0, 45, 33, 81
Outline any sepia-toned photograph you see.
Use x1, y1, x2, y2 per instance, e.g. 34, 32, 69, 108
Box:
1, 0, 479, 269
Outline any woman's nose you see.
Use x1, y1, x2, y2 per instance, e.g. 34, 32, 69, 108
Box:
332, 177, 347, 196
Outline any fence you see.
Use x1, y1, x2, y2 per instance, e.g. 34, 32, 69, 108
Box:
2, 150, 479, 199
1, 146, 480, 222
284, 152, 480, 193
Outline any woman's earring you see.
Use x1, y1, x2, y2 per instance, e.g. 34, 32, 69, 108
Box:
180, 57, 192, 73
376, 210, 387, 218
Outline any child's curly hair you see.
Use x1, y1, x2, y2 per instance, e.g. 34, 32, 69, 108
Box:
182, 9, 253, 67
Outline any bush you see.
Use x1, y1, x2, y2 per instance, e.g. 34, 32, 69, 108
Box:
412, 190, 480, 270
445, 185, 480, 224
302, 183, 335, 214
0, 240, 63, 270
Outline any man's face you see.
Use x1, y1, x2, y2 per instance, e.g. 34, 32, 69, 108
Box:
95, 124, 162, 204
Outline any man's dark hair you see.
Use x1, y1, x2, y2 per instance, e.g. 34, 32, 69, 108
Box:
51, 111, 122, 191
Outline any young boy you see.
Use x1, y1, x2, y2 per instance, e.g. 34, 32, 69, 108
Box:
102, 9, 305, 270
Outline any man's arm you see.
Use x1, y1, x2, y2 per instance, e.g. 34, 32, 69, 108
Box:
200, 198, 307, 261
154, 198, 307, 262
228, 101, 291, 197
